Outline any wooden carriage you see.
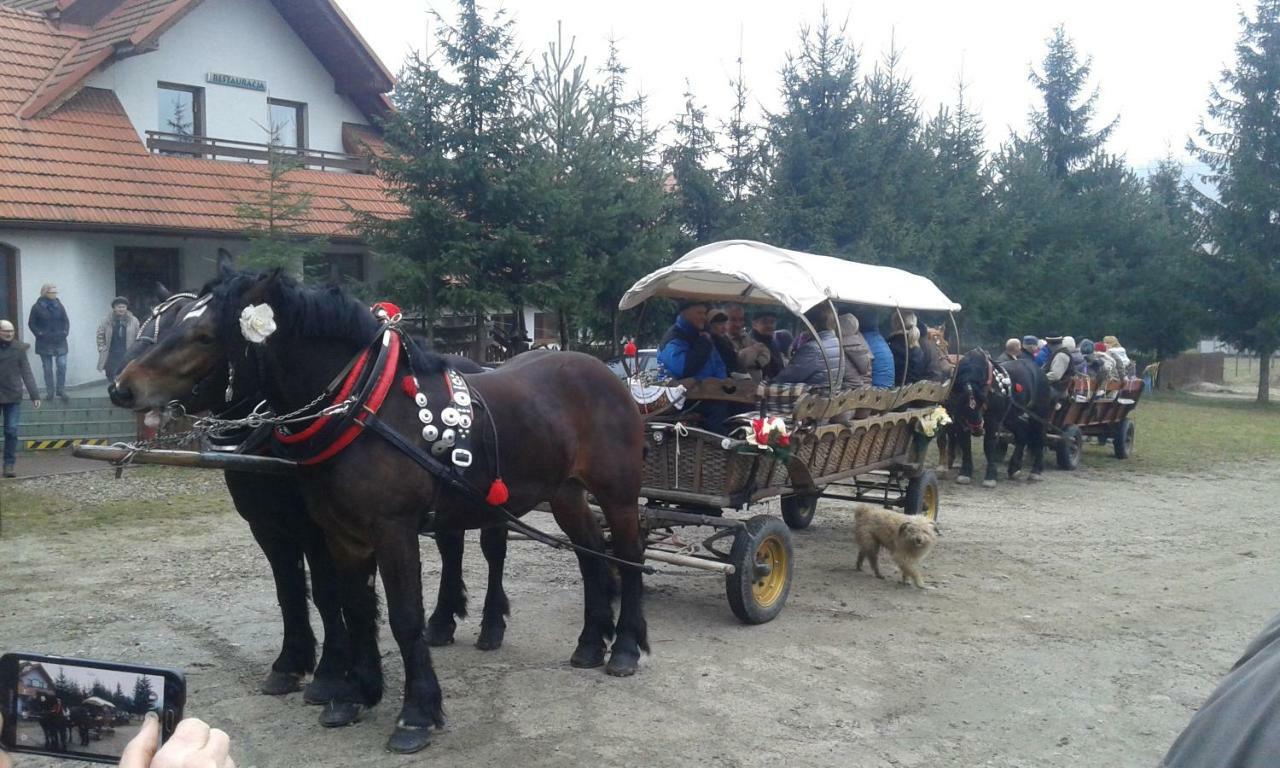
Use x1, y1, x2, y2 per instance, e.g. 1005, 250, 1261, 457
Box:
1043, 375, 1144, 470
617, 240, 960, 623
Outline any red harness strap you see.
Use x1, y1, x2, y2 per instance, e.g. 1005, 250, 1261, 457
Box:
296, 334, 401, 466
275, 349, 373, 445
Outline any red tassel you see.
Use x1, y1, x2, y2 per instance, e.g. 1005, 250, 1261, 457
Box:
486, 478, 510, 506
372, 301, 403, 319
401, 375, 418, 397
1014, 382, 1024, 393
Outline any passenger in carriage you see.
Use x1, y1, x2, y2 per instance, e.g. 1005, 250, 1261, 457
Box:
837, 313, 872, 389
706, 308, 743, 375
1044, 335, 1083, 400
1103, 335, 1136, 378
724, 303, 749, 351
1034, 337, 1051, 366
657, 300, 727, 381
1087, 341, 1119, 390
855, 308, 895, 388
658, 300, 730, 431
775, 304, 842, 389
1021, 335, 1041, 361
887, 311, 926, 384
737, 309, 785, 381
998, 338, 1022, 363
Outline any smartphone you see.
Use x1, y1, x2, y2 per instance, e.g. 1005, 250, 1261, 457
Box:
1, 652, 184, 765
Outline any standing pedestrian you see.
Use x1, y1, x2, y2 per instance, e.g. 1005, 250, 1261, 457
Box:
27, 283, 69, 400
0, 319, 41, 477
97, 296, 140, 384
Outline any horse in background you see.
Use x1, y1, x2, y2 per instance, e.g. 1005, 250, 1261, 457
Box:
941, 350, 1050, 487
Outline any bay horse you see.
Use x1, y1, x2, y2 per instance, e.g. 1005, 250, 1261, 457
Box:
942, 350, 1050, 487
121, 290, 512, 707
111, 269, 648, 753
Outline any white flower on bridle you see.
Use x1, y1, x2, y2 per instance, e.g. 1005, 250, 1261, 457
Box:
239, 303, 277, 344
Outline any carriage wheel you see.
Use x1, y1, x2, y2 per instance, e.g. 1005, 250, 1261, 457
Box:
780, 489, 822, 530
1055, 425, 1084, 470
726, 515, 794, 624
1113, 418, 1135, 459
904, 470, 940, 521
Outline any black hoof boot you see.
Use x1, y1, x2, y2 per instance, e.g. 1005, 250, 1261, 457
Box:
302, 675, 345, 705
260, 670, 304, 696
605, 648, 640, 677
570, 641, 606, 669
475, 622, 505, 651
319, 701, 364, 728
425, 620, 456, 647
386, 725, 432, 754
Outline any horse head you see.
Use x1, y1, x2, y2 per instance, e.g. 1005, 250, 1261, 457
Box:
950, 349, 993, 435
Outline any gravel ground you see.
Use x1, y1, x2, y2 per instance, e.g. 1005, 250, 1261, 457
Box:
3, 452, 1278, 768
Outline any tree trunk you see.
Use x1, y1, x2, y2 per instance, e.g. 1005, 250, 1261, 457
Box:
1259, 350, 1272, 404
611, 309, 620, 357
558, 310, 569, 351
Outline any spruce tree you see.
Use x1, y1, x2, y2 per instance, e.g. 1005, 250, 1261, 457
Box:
1028, 25, 1117, 180
235, 122, 326, 277
1190, 0, 1280, 401
663, 84, 723, 250
719, 47, 765, 238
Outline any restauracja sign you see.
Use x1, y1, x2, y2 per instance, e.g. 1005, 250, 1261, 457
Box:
206, 72, 266, 91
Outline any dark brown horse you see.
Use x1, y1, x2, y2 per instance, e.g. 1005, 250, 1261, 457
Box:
124, 291, 511, 701
111, 269, 649, 753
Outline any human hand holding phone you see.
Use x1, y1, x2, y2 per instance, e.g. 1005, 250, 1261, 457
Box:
120, 716, 234, 768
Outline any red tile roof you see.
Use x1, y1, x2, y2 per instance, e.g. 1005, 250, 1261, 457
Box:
0, 4, 401, 239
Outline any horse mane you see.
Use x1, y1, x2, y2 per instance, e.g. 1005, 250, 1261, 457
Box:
211, 271, 451, 376
954, 349, 990, 389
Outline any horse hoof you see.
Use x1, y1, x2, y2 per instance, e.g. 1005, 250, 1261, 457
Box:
955, 475, 971, 485
424, 623, 456, 647
475, 625, 505, 651
319, 701, 364, 728
386, 725, 432, 754
605, 650, 640, 677
302, 676, 344, 705
1028, 473, 1044, 482
570, 644, 606, 669
981, 480, 996, 489
260, 671, 304, 696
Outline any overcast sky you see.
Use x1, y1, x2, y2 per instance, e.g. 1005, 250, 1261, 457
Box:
336, 1, 1246, 172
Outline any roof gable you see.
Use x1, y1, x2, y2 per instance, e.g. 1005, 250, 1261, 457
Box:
1, 0, 392, 120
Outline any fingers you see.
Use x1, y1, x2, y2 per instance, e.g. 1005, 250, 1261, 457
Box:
206, 728, 231, 763
118, 711, 161, 768
151, 718, 235, 768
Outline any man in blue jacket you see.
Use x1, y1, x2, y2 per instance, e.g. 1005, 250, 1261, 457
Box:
854, 308, 895, 388
658, 301, 728, 430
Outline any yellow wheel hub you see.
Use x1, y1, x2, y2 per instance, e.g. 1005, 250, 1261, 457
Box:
922, 484, 939, 521
752, 534, 788, 608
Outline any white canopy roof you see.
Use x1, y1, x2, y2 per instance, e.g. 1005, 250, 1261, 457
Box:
618, 240, 961, 314
81, 697, 116, 708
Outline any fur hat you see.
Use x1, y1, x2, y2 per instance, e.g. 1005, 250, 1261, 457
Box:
889, 311, 917, 337
1062, 335, 1077, 352
1103, 335, 1121, 348
707, 309, 729, 325
1080, 339, 1095, 355
838, 313, 860, 337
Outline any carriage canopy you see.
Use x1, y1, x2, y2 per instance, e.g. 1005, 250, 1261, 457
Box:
618, 240, 962, 315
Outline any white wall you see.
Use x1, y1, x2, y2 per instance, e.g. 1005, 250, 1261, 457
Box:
86, 0, 371, 154
0, 230, 374, 388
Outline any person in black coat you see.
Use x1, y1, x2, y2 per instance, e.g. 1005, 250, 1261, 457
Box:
27, 283, 70, 399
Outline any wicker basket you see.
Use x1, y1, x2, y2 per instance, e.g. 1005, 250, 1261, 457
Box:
643, 428, 772, 498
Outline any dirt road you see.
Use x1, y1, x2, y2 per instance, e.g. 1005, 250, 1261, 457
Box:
4, 453, 1278, 767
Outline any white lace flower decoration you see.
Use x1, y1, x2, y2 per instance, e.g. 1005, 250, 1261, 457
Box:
239, 303, 277, 344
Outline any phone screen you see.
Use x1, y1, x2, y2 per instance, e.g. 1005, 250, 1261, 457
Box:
3, 654, 180, 764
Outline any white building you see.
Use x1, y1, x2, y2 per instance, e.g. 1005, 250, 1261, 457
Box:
0, 0, 398, 385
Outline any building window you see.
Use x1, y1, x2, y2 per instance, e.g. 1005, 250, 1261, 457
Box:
268, 98, 306, 149
157, 83, 204, 141
115, 247, 180, 319
304, 252, 364, 284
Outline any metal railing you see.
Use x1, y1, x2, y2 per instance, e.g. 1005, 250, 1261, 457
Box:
144, 131, 370, 173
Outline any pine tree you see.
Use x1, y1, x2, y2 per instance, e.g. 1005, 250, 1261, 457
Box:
719, 45, 764, 238
132, 675, 157, 714
1190, 0, 1280, 401
1028, 25, 1118, 180
766, 9, 861, 252
235, 122, 326, 277
663, 84, 723, 250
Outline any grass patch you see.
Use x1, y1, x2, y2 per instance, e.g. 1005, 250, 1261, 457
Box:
0, 466, 234, 539
1086, 391, 1280, 473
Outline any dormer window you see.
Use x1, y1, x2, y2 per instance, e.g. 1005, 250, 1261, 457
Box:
268, 98, 306, 149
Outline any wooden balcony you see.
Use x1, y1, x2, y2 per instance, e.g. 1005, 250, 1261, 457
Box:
144, 131, 371, 173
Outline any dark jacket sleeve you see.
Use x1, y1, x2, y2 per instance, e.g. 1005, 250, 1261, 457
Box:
19, 351, 39, 400
27, 303, 40, 337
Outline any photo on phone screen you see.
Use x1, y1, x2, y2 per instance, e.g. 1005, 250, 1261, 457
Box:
9, 656, 166, 760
